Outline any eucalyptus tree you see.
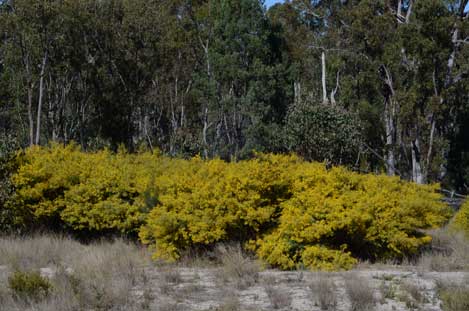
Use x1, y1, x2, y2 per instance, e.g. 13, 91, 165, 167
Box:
279, 0, 469, 184
190, 0, 292, 159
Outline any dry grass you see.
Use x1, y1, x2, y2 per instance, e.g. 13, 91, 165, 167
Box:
309, 273, 337, 311
417, 228, 469, 272
0, 235, 151, 311
215, 244, 260, 290
215, 295, 241, 311
160, 268, 183, 284
344, 272, 376, 311
395, 280, 427, 310
2, 232, 469, 311
0, 234, 84, 270
263, 276, 291, 309
436, 278, 469, 311
378, 279, 398, 303
158, 301, 184, 311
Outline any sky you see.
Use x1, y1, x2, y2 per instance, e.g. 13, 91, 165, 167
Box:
262, 0, 469, 11
265, 0, 284, 8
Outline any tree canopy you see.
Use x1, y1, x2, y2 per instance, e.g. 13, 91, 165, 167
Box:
0, 0, 468, 190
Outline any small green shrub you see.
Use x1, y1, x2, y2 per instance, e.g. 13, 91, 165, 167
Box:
437, 281, 469, 311
8, 270, 52, 302
284, 100, 362, 165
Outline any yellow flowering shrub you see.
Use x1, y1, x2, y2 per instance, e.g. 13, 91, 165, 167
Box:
451, 200, 469, 236
254, 164, 451, 270
11, 143, 162, 234
9, 144, 452, 270
139, 154, 299, 260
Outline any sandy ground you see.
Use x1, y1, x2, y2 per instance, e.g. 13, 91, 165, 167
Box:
1, 264, 468, 311
134, 267, 468, 311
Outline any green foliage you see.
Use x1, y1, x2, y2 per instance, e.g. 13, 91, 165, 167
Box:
191, 0, 291, 158
284, 101, 362, 165
8, 270, 52, 302
0, 134, 20, 234
1, 0, 469, 191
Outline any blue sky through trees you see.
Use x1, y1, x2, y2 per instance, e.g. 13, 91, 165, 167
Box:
265, 0, 283, 7
264, 1, 469, 11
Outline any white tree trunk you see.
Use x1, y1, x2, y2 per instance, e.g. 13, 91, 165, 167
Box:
384, 98, 396, 176
321, 51, 328, 104
412, 136, 425, 184
294, 81, 301, 105
382, 65, 397, 176
35, 52, 47, 145
27, 83, 34, 147
202, 106, 209, 159
330, 70, 340, 105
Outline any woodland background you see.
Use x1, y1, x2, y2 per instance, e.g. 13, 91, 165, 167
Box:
1, 0, 469, 191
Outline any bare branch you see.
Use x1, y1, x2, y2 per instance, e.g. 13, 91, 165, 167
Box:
405, 0, 413, 23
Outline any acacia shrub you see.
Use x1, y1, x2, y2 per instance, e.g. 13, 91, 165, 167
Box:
140, 154, 451, 269
139, 154, 298, 260
451, 200, 469, 237
8, 145, 452, 269
253, 164, 451, 270
10, 144, 163, 235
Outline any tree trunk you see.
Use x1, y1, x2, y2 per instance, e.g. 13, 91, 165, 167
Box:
384, 97, 396, 176
405, 0, 413, 23
294, 81, 301, 105
330, 70, 340, 105
24, 55, 35, 147
382, 65, 397, 176
412, 135, 425, 184
27, 82, 34, 147
35, 52, 48, 145
202, 106, 209, 159
321, 51, 328, 103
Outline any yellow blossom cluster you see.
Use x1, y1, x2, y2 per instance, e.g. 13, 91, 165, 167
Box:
10, 144, 452, 270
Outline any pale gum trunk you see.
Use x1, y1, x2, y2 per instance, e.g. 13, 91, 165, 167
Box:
321, 52, 328, 103
384, 100, 396, 176
35, 52, 47, 145
412, 136, 425, 184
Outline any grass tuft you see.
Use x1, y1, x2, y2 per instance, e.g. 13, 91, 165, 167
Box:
344, 272, 376, 311
309, 273, 337, 311
215, 244, 260, 290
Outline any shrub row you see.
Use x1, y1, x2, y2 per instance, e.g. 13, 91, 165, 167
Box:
7, 144, 452, 270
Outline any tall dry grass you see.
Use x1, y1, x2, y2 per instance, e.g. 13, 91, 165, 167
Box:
417, 228, 469, 272
0, 235, 150, 311
344, 272, 376, 311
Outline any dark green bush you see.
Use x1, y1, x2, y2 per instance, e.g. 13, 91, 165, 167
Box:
284, 101, 362, 165
0, 136, 19, 234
